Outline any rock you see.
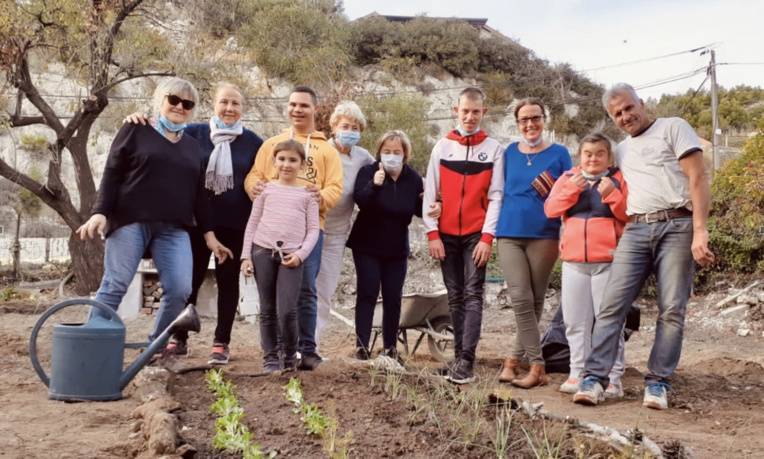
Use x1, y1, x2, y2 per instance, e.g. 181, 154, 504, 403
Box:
756, 291, 764, 303
720, 304, 749, 317
736, 293, 759, 305
737, 329, 751, 337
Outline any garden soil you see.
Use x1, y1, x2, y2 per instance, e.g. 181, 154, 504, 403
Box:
1, 275, 763, 458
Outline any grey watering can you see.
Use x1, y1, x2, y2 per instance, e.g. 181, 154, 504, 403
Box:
29, 298, 200, 401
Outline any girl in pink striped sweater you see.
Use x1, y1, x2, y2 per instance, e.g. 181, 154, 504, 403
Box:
241, 140, 320, 373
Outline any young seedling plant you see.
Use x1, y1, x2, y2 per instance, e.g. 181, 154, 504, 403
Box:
205, 369, 276, 459
284, 377, 353, 458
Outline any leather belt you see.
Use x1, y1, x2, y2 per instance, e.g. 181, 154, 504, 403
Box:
629, 208, 692, 224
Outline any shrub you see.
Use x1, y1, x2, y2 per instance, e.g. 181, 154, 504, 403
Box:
236, 0, 351, 87
356, 93, 432, 174
703, 132, 764, 277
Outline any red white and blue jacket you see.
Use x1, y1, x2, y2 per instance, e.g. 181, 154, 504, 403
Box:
544, 166, 628, 263
423, 129, 504, 243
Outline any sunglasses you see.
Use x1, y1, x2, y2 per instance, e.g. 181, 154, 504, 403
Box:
165, 94, 195, 111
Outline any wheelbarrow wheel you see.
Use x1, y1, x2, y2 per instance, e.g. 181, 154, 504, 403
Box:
427, 316, 454, 363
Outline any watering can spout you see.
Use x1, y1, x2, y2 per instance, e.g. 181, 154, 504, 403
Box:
120, 304, 201, 390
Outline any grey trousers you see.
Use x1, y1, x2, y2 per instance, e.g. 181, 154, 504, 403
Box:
252, 244, 303, 367
497, 237, 559, 364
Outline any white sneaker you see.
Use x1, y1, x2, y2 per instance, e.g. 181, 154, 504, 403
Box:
605, 383, 624, 399
573, 376, 605, 405
643, 383, 670, 410
559, 377, 581, 394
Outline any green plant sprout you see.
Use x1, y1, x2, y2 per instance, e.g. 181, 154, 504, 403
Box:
206, 369, 276, 459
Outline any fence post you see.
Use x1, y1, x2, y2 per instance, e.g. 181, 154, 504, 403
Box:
45, 238, 50, 263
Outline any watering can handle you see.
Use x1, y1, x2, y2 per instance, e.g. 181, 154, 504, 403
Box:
28, 299, 123, 387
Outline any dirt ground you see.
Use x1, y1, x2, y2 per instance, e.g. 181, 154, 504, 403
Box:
2, 275, 764, 459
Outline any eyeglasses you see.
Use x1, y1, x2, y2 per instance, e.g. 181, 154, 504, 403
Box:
165, 94, 195, 111
517, 115, 545, 125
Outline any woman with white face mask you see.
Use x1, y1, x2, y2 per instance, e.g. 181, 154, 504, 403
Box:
314, 102, 375, 350
346, 130, 423, 365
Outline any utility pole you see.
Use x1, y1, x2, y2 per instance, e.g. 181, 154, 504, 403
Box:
709, 49, 720, 170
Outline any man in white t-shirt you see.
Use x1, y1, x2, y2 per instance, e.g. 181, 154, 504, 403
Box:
573, 83, 714, 410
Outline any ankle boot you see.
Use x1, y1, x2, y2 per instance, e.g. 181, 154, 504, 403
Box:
498, 358, 520, 382
511, 363, 548, 389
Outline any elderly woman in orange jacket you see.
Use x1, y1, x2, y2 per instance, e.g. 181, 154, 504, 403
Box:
544, 132, 629, 399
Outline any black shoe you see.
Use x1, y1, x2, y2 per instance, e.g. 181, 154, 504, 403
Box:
447, 359, 475, 385
384, 347, 405, 367
431, 360, 455, 378
262, 362, 280, 375
164, 339, 189, 358
282, 362, 297, 373
355, 347, 371, 361
298, 352, 323, 371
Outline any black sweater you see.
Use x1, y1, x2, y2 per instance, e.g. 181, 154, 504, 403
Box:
346, 162, 423, 258
185, 123, 263, 231
93, 123, 212, 236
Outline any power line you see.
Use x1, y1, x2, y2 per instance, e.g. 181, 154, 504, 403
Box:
578, 44, 712, 73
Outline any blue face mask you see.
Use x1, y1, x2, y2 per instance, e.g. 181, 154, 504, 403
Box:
336, 130, 361, 148
213, 116, 242, 130
157, 115, 187, 138
582, 169, 609, 181
521, 136, 543, 147
456, 125, 480, 137
380, 154, 403, 173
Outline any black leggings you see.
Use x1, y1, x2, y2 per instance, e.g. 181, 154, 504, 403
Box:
175, 226, 244, 345
352, 250, 407, 351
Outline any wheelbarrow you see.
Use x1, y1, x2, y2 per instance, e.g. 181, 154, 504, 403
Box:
370, 289, 454, 363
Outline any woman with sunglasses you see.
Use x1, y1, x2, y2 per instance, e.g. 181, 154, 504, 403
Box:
77, 77, 232, 347
123, 84, 263, 363
495, 97, 572, 389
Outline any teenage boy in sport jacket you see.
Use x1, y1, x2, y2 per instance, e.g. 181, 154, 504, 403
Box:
423, 87, 504, 384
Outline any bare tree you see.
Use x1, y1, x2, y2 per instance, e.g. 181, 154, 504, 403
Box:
0, 0, 221, 293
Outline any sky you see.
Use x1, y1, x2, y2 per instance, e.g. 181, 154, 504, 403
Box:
343, 0, 764, 100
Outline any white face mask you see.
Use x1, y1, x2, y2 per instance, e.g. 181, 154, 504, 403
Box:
380, 154, 403, 173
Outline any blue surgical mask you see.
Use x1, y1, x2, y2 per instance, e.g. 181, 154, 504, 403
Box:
336, 130, 361, 148
156, 115, 187, 138
213, 116, 242, 130
521, 136, 543, 147
582, 170, 609, 181
380, 154, 403, 173
456, 125, 480, 137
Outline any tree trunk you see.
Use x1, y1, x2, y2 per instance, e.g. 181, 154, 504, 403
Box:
68, 233, 105, 295
11, 212, 21, 280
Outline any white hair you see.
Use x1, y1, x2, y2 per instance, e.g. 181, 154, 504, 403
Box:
602, 83, 640, 110
151, 77, 199, 120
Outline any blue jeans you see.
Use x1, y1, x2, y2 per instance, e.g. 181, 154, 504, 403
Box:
93, 222, 192, 342
440, 232, 486, 363
297, 231, 324, 354
583, 217, 694, 387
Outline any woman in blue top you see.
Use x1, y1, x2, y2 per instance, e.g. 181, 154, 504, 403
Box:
496, 98, 572, 388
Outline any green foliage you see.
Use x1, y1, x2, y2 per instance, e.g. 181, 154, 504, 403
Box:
648, 85, 764, 139
284, 377, 353, 457
205, 369, 276, 459
704, 132, 764, 275
0, 287, 17, 301
351, 17, 479, 78
356, 93, 432, 174
236, 0, 351, 87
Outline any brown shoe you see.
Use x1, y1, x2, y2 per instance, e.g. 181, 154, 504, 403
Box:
511, 363, 548, 389
498, 358, 520, 382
